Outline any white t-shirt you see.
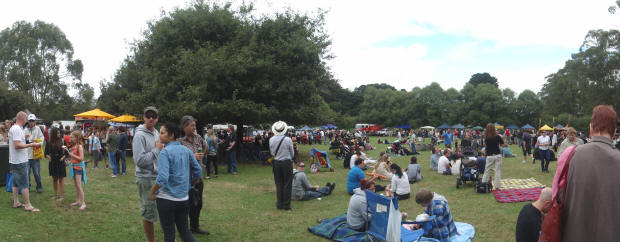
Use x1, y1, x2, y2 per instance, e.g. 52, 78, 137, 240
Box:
538, 136, 551, 150
437, 156, 450, 174
350, 154, 359, 169
390, 173, 411, 195
8, 125, 28, 164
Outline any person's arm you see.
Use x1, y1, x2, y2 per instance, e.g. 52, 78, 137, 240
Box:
390, 176, 397, 193
154, 149, 170, 191
287, 138, 294, 160
45, 143, 51, 161
500, 136, 507, 147
132, 135, 160, 168
299, 173, 313, 190
149, 183, 161, 201
14, 140, 40, 149
189, 151, 202, 185
65, 145, 84, 162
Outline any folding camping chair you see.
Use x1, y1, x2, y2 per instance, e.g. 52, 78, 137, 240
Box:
310, 148, 334, 172
365, 190, 435, 242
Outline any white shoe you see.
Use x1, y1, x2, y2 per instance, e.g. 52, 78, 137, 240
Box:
522, 160, 526, 163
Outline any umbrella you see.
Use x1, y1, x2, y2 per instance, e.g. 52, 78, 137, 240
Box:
437, 123, 451, 129
74, 108, 116, 120
521, 124, 535, 130
451, 123, 465, 129
494, 122, 504, 130
506, 124, 519, 130
540, 125, 554, 131
109, 114, 141, 123
472, 126, 484, 130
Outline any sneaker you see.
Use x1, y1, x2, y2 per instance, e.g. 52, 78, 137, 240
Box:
233, 172, 237, 175
111, 174, 117, 178
522, 160, 526, 163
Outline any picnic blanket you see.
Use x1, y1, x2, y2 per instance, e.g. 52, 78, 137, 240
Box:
309, 213, 476, 241
494, 187, 544, 203
308, 213, 372, 242
499, 178, 544, 189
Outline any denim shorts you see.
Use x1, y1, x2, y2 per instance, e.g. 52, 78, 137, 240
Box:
73, 168, 83, 176
10, 162, 30, 190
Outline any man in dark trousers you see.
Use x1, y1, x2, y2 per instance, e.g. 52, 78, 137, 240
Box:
177, 115, 209, 235
515, 187, 551, 242
269, 121, 295, 210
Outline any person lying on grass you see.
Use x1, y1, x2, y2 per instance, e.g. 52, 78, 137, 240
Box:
292, 162, 335, 201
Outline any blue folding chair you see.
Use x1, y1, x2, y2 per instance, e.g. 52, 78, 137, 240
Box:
365, 190, 435, 242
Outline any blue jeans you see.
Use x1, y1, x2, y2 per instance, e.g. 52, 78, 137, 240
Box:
539, 149, 550, 171
410, 143, 417, 153
156, 198, 195, 242
109, 152, 118, 175
300, 187, 330, 201
118, 150, 127, 174
28, 159, 42, 192
227, 150, 237, 173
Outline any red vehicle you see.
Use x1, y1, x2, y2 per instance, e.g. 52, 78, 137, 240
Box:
362, 124, 383, 133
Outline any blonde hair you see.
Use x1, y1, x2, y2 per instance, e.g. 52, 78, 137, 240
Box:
71, 130, 84, 146
567, 127, 577, 135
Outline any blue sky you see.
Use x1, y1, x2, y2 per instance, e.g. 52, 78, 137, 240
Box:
1, 0, 618, 96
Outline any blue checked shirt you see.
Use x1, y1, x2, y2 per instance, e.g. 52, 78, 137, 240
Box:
424, 195, 458, 242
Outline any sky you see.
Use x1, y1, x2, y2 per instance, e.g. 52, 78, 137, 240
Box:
1, 0, 619, 97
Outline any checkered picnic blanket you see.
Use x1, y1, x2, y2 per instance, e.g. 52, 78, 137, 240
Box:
308, 213, 372, 241
494, 187, 543, 203
499, 178, 545, 189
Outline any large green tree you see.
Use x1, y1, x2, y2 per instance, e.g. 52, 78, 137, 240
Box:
0, 20, 84, 119
98, 2, 339, 133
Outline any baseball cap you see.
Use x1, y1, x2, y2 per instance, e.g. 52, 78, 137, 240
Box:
144, 106, 158, 115
28, 114, 37, 121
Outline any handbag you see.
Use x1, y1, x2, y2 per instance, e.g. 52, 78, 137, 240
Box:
539, 146, 576, 242
33, 145, 44, 160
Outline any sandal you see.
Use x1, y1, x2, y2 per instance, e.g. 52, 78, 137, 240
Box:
12, 203, 23, 208
79, 205, 87, 210
24, 206, 40, 212
71, 202, 80, 206
56, 197, 64, 202
205, 176, 211, 180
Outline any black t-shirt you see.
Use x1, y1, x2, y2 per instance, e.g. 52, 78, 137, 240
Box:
523, 133, 532, 148
226, 131, 237, 151
515, 203, 542, 242
485, 135, 504, 156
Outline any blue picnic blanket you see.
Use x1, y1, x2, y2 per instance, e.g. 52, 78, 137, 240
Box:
308, 213, 372, 242
309, 214, 475, 242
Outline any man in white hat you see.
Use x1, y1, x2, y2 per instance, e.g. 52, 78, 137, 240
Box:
269, 121, 295, 210
25, 113, 44, 193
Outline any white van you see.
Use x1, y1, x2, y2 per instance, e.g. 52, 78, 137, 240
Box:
355, 124, 370, 130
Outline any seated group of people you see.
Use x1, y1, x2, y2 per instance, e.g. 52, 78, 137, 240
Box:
372, 152, 422, 184
347, 179, 458, 241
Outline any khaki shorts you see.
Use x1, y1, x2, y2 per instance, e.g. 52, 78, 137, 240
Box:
136, 178, 158, 222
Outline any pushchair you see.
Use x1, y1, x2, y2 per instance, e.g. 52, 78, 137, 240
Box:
310, 148, 334, 172
456, 157, 481, 189
386, 141, 411, 156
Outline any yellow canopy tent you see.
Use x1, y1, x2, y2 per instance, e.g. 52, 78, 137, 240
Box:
539, 125, 553, 131
74, 108, 116, 120
109, 114, 141, 123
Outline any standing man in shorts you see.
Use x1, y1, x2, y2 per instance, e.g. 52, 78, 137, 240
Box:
9, 111, 41, 212
133, 107, 163, 242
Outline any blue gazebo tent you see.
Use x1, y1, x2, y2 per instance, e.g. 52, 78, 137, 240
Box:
326, 123, 338, 130
437, 123, 451, 129
555, 124, 564, 129
452, 123, 465, 129
521, 124, 535, 130
299, 125, 312, 131
395, 123, 410, 129
506, 124, 519, 130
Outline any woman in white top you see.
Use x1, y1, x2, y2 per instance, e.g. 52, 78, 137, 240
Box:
373, 153, 393, 180
386, 163, 410, 200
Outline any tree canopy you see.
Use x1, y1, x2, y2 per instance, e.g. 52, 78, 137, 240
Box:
468, 72, 498, 88
97, 2, 340, 128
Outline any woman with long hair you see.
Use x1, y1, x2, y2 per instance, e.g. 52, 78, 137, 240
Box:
45, 127, 67, 201
373, 153, 393, 180
481, 123, 506, 189
387, 163, 410, 200
64, 130, 86, 210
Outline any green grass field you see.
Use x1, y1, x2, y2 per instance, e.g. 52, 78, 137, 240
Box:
0, 137, 555, 241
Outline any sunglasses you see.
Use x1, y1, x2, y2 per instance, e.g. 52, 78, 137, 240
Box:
299, 165, 305, 168
145, 113, 158, 119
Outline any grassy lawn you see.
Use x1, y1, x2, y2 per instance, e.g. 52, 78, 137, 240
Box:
0, 137, 554, 241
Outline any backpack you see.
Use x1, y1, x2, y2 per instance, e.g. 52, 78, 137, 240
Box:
475, 181, 493, 193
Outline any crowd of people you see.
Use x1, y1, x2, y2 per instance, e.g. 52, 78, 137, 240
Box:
4, 104, 620, 241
